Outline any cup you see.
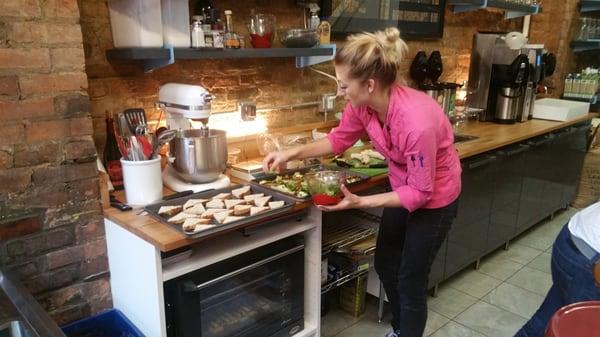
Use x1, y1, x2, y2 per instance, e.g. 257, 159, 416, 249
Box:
120, 156, 163, 206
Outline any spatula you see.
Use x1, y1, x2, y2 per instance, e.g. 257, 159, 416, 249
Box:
123, 108, 147, 135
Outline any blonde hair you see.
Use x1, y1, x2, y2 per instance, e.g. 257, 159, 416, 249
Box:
334, 27, 408, 87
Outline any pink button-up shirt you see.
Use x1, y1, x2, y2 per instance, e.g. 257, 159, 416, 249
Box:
327, 85, 462, 212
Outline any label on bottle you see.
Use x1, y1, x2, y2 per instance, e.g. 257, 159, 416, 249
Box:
107, 160, 124, 190
213, 31, 224, 48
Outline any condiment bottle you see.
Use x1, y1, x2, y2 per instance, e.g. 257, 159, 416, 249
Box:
223, 10, 241, 49
317, 21, 331, 45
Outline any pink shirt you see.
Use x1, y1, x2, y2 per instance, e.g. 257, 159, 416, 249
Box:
327, 85, 462, 212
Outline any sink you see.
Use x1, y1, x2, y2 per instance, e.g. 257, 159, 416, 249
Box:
0, 320, 34, 337
454, 134, 479, 143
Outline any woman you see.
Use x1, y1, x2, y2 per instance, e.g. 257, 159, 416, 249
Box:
263, 27, 461, 337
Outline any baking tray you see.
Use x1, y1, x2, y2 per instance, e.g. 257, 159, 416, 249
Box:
250, 164, 371, 202
144, 184, 304, 239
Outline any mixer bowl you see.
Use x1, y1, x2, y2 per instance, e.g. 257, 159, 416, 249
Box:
169, 129, 228, 183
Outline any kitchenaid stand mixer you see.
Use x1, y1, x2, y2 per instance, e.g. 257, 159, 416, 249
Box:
158, 83, 230, 192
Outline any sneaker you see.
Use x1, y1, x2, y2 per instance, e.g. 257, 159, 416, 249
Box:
380, 328, 399, 337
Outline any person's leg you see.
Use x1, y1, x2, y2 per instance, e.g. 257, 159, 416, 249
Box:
395, 199, 458, 337
374, 207, 409, 332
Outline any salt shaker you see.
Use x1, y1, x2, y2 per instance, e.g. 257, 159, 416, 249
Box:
191, 21, 205, 48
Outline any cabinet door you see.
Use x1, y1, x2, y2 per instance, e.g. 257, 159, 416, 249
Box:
487, 145, 526, 252
444, 155, 496, 279
517, 137, 550, 233
563, 123, 591, 205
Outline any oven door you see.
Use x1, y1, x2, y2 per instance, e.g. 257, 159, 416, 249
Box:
165, 237, 305, 337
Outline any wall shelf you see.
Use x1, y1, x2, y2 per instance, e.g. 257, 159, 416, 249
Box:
106, 45, 336, 72
570, 39, 600, 52
581, 0, 600, 12
448, 0, 541, 19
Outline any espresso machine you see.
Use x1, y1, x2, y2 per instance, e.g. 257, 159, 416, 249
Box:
465, 33, 545, 123
158, 83, 230, 192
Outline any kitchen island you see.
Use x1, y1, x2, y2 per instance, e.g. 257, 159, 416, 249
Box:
104, 114, 596, 337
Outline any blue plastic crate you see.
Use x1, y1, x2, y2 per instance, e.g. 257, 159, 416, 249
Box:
61, 309, 145, 337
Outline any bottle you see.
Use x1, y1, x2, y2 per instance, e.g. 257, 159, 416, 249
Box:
308, 4, 320, 30
223, 10, 241, 49
564, 73, 573, 97
103, 112, 123, 190
317, 21, 331, 45
572, 73, 582, 98
191, 21, 205, 48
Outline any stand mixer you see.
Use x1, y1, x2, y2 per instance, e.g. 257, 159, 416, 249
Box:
158, 83, 230, 192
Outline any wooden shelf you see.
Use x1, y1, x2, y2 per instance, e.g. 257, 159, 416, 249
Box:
449, 0, 541, 19
570, 39, 600, 52
106, 45, 336, 72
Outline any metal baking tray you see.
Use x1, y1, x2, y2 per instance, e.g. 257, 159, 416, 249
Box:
250, 164, 372, 202
144, 184, 305, 239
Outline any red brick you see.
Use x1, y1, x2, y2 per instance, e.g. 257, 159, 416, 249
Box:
32, 162, 98, 185
0, 168, 31, 193
10, 22, 83, 45
49, 302, 91, 326
0, 48, 50, 70
0, 76, 19, 96
42, 0, 80, 18
5, 228, 74, 262
70, 117, 93, 136
40, 283, 84, 311
0, 124, 24, 145
45, 245, 84, 270
23, 264, 80, 295
0, 98, 55, 121
65, 138, 96, 161
14, 142, 61, 167
54, 93, 91, 117
0, 216, 42, 241
25, 119, 69, 142
83, 239, 107, 259
51, 48, 85, 71
20, 73, 88, 96
0, 150, 12, 169
81, 256, 108, 278
75, 220, 105, 243
0, 0, 41, 18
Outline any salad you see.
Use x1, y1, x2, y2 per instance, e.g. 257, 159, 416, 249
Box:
334, 149, 387, 168
258, 170, 363, 199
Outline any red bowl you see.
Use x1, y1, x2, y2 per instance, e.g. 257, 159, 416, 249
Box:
312, 194, 341, 206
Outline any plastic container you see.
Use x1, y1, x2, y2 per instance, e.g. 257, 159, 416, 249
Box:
108, 0, 163, 47
545, 301, 600, 337
61, 309, 145, 337
121, 156, 163, 206
161, 0, 191, 47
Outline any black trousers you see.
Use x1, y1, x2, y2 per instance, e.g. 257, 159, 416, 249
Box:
374, 198, 459, 337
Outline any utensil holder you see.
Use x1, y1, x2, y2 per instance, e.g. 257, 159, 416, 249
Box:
121, 156, 163, 206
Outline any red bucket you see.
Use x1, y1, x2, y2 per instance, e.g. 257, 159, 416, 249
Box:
545, 301, 600, 337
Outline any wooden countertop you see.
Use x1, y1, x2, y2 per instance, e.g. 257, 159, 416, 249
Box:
104, 114, 597, 252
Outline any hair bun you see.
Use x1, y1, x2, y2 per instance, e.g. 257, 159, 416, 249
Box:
384, 27, 401, 44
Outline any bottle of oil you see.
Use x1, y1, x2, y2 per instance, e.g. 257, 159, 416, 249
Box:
103, 112, 123, 190
223, 10, 241, 49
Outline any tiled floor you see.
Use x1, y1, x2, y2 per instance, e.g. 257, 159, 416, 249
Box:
321, 207, 579, 337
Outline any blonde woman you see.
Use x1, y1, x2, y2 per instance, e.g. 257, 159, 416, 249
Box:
263, 27, 461, 337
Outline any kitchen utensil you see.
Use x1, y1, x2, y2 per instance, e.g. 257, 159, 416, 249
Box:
280, 29, 319, 48
109, 194, 132, 211
121, 155, 163, 206
305, 170, 345, 205
169, 128, 228, 183
123, 108, 147, 134
426, 51, 443, 83
410, 51, 429, 85
247, 13, 276, 48
150, 129, 177, 159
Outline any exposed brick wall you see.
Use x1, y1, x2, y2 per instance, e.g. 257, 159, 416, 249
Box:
0, 0, 109, 326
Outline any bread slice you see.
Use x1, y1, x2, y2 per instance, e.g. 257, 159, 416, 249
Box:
253, 196, 273, 208
244, 193, 265, 204
184, 203, 206, 215
200, 208, 224, 219
232, 186, 252, 199
183, 199, 208, 210
224, 199, 246, 209
224, 216, 245, 224
233, 204, 252, 216
268, 201, 285, 209
158, 205, 182, 217
250, 206, 270, 216
212, 192, 232, 200
168, 212, 198, 225
206, 199, 225, 209
182, 217, 211, 232
213, 210, 234, 224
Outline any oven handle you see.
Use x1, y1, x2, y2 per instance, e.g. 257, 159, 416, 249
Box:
185, 244, 305, 292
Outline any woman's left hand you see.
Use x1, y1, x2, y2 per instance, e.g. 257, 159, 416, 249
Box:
317, 185, 363, 212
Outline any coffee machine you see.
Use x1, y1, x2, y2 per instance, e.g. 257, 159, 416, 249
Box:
157, 83, 230, 192
465, 33, 545, 123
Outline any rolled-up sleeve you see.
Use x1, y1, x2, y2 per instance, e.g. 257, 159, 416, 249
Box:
326, 105, 365, 155
395, 129, 437, 212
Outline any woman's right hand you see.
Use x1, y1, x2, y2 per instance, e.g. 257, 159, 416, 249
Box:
262, 150, 293, 173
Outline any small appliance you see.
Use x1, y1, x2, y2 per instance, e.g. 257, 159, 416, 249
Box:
157, 83, 230, 192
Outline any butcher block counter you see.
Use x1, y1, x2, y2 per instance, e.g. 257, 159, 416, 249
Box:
104, 113, 597, 253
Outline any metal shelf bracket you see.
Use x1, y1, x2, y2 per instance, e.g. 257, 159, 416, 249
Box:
581, 1, 600, 13
449, 0, 540, 19
296, 44, 336, 68
570, 39, 600, 52
143, 44, 174, 73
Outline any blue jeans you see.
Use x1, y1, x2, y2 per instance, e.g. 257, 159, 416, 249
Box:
514, 224, 600, 337
374, 199, 459, 337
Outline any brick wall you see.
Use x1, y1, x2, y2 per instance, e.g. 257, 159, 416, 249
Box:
0, 0, 109, 325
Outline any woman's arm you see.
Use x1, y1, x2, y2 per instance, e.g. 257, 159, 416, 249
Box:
317, 185, 403, 211
262, 138, 334, 172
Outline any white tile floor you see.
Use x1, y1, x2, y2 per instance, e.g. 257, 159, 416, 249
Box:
321, 207, 579, 337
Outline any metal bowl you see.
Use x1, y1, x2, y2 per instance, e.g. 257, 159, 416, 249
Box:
169, 129, 228, 183
280, 29, 319, 48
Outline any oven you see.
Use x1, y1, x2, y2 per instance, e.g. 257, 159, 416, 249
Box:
164, 236, 305, 337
